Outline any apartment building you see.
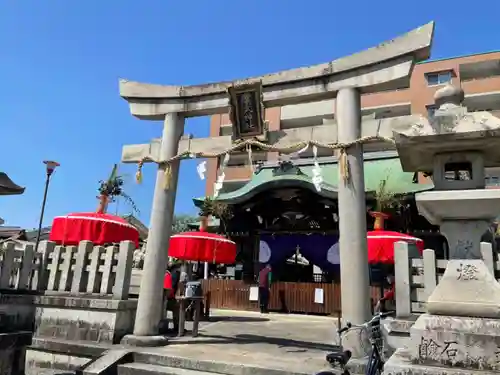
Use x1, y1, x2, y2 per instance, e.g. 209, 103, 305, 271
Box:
205, 51, 500, 195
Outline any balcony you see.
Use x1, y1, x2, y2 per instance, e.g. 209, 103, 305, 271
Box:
460, 59, 500, 82
278, 89, 412, 130
216, 151, 267, 182
280, 99, 335, 129
462, 75, 500, 99
223, 165, 253, 182
361, 102, 411, 119
464, 90, 500, 112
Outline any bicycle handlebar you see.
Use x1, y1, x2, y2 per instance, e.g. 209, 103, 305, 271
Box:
337, 311, 394, 335
337, 322, 351, 335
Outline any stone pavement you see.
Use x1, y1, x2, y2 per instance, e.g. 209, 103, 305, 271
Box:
148, 309, 340, 374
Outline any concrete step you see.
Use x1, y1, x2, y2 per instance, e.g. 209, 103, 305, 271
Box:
28, 368, 75, 375
119, 363, 218, 375
26, 337, 111, 374
75, 349, 133, 375
132, 352, 316, 375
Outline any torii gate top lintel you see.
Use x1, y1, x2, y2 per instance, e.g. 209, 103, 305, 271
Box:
125, 21, 436, 342
120, 22, 434, 119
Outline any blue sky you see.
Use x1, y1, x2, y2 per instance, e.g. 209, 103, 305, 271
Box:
0, 1, 498, 229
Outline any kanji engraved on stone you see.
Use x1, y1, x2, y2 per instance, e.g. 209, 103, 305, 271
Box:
441, 341, 458, 360
419, 337, 441, 360
456, 262, 479, 281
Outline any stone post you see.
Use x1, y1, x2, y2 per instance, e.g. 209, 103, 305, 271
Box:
394, 241, 411, 318
113, 241, 135, 300
124, 113, 184, 345
204, 262, 209, 280
336, 87, 371, 326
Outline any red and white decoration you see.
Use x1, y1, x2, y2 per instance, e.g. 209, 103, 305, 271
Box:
367, 230, 424, 264
49, 213, 140, 247
169, 230, 236, 264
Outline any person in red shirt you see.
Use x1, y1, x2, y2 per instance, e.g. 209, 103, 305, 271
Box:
375, 274, 395, 312
258, 264, 272, 314
163, 263, 181, 331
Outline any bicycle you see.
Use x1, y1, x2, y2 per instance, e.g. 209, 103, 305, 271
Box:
321, 310, 394, 375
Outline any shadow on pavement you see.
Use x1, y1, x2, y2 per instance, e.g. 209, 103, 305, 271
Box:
172, 333, 338, 352
207, 316, 270, 323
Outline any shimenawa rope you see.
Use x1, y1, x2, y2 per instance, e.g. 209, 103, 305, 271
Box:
134, 136, 395, 189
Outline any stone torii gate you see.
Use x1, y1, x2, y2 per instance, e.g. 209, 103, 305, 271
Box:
119, 22, 435, 346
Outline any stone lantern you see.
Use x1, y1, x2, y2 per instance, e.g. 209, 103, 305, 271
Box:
394, 84, 500, 260
384, 86, 500, 375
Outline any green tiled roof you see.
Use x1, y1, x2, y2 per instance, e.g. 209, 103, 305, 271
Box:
187, 218, 220, 229
193, 155, 433, 205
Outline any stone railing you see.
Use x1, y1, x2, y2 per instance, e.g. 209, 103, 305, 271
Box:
0, 240, 135, 299
38, 240, 135, 299
393, 241, 496, 318
0, 242, 43, 291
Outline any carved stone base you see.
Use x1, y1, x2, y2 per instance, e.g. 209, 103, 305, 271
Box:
384, 348, 496, 375
385, 260, 500, 374
426, 259, 500, 318
409, 314, 500, 371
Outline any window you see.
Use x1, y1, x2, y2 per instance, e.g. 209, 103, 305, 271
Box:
444, 162, 472, 181
486, 176, 500, 186
425, 71, 452, 86
427, 105, 437, 120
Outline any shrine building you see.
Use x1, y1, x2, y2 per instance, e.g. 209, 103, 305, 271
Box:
190, 50, 500, 314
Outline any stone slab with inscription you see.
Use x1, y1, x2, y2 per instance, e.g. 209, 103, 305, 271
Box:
385, 259, 500, 375
409, 314, 500, 371
385, 348, 499, 375
426, 259, 500, 318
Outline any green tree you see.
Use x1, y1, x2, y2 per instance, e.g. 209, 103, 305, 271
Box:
172, 214, 198, 234
97, 164, 139, 215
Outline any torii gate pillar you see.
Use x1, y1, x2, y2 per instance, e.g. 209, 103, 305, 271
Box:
336, 88, 371, 326
123, 113, 183, 346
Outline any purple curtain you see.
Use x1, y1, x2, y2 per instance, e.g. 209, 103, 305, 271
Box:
259, 234, 339, 271
259, 235, 298, 266
298, 234, 339, 271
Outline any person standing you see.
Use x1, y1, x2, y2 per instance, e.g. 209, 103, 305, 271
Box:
258, 264, 272, 314
375, 274, 395, 312
163, 262, 181, 331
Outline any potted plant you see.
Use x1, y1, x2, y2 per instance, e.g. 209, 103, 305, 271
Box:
199, 197, 233, 232
370, 177, 402, 230
97, 164, 139, 215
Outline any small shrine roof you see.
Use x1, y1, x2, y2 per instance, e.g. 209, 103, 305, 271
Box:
0, 172, 25, 196
193, 153, 433, 206
0, 226, 26, 240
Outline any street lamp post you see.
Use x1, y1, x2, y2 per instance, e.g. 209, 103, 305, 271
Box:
34, 160, 60, 253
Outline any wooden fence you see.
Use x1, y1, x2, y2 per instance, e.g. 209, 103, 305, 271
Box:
394, 241, 495, 317
201, 279, 382, 315
0, 240, 135, 299
130, 269, 382, 315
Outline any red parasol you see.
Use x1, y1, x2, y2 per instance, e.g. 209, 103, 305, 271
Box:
367, 230, 424, 264
49, 212, 140, 247
169, 231, 236, 264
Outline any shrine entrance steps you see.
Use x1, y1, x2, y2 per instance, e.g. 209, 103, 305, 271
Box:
70, 311, 335, 375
